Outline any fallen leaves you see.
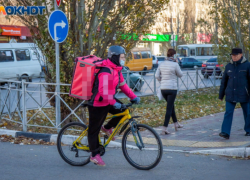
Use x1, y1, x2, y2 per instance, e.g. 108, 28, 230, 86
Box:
0, 87, 241, 133
0, 122, 8, 127
0, 135, 55, 146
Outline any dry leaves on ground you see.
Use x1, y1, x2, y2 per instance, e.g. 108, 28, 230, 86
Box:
1, 87, 240, 133
0, 135, 55, 146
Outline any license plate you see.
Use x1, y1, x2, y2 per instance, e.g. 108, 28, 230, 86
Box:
207, 66, 214, 69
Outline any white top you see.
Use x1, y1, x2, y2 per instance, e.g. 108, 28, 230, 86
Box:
155, 60, 183, 90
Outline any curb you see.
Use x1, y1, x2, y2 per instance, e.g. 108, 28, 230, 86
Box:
0, 129, 17, 137
189, 147, 250, 158
0, 129, 249, 158
17, 131, 51, 142
0, 129, 124, 148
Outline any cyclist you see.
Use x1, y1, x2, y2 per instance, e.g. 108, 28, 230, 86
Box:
87, 45, 140, 166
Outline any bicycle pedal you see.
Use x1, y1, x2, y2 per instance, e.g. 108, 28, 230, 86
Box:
104, 135, 109, 139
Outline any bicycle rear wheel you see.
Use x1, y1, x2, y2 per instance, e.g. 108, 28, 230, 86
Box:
122, 124, 163, 170
57, 122, 90, 166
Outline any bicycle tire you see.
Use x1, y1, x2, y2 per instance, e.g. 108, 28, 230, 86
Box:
122, 124, 163, 170
57, 122, 90, 166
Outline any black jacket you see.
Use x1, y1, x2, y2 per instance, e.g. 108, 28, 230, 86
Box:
219, 57, 250, 103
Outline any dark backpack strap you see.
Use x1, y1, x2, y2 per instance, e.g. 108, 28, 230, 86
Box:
115, 71, 121, 93
88, 67, 112, 105
98, 67, 112, 74
93, 59, 105, 63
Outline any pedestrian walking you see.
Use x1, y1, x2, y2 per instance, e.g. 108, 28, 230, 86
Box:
219, 47, 250, 139
155, 49, 183, 135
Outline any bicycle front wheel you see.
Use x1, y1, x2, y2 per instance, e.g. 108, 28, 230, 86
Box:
57, 122, 90, 166
122, 124, 163, 170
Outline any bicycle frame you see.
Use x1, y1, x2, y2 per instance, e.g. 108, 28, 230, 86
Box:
73, 109, 132, 150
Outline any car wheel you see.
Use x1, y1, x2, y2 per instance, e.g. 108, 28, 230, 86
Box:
0, 82, 6, 89
16, 75, 30, 88
204, 74, 209, 79
139, 67, 147, 76
139, 72, 147, 76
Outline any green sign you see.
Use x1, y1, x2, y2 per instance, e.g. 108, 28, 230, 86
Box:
142, 34, 178, 42
121, 33, 178, 42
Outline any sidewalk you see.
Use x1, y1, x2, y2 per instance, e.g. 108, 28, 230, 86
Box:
151, 108, 250, 149
1, 108, 250, 158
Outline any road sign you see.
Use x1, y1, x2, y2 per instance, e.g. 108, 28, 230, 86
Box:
48, 10, 68, 43
56, 0, 61, 7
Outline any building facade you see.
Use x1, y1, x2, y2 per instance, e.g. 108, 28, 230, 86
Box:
135, 0, 212, 56
0, 14, 33, 43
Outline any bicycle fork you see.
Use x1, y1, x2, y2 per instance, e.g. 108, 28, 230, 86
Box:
130, 121, 145, 150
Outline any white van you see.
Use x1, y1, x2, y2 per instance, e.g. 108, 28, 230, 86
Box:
0, 43, 42, 85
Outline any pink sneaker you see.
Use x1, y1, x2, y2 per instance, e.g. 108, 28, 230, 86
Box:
101, 126, 115, 141
90, 154, 106, 167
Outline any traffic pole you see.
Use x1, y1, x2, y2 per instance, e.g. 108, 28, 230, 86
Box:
54, 1, 61, 131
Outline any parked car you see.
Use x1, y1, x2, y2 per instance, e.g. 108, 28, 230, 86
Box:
177, 58, 182, 66
201, 57, 223, 79
152, 55, 158, 69
179, 57, 202, 68
121, 66, 144, 91
156, 56, 166, 66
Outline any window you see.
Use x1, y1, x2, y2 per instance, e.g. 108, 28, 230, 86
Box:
141, 51, 152, 59
182, 58, 188, 62
207, 58, 217, 62
132, 52, 141, 59
32, 50, 40, 60
0, 50, 14, 62
152, 56, 155, 60
127, 52, 132, 59
190, 49, 195, 56
196, 47, 214, 56
157, 57, 166, 61
15, 49, 31, 61
177, 47, 188, 57
188, 58, 197, 62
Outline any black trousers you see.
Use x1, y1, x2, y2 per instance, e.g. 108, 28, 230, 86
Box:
161, 90, 178, 127
87, 99, 124, 152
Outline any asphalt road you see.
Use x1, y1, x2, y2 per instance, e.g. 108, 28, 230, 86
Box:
0, 142, 249, 180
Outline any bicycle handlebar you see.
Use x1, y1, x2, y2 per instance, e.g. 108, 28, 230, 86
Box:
121, 103, 132, 109
120, 102, 137, 110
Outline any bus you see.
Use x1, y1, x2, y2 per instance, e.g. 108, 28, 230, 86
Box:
177, 44, 217, 62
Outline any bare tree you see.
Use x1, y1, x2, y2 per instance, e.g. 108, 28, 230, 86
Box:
0, 0, 170, 123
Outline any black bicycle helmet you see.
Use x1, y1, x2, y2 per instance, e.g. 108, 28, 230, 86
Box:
107, 45, 126, 58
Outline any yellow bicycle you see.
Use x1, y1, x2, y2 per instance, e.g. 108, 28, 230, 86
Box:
57, 103, 163, 170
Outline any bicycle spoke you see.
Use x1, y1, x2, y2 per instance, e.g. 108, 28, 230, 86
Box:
122, 124, 163, 170
57, 123, 91, 166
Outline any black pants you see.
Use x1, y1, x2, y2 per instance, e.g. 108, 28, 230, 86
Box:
87, 99, 124, 153
161, 90, 178, 127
